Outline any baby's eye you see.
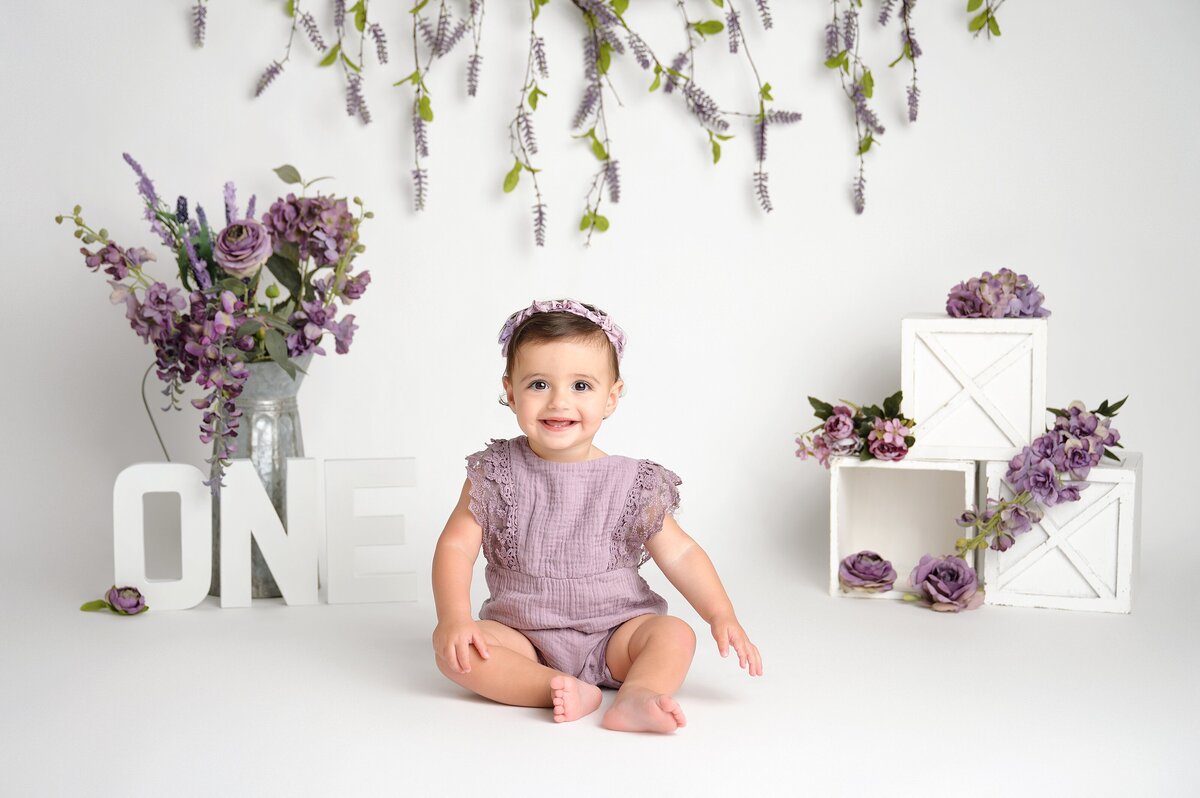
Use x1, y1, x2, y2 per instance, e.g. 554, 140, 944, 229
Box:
572, 381, 592, 392
529, 380, 549, 391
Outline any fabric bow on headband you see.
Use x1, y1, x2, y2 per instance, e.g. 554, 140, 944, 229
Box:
498, 299, 627, 361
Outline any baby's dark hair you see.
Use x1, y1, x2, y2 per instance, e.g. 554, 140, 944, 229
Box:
503, 302, 621, 383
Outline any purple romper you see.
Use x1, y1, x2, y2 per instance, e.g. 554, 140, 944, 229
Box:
465, 436, 681, 688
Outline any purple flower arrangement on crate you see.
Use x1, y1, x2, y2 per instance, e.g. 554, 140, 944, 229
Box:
58, 157, 373, 493
954, 398, 1125, 558
945, 267, 1050, 319
795, 391, 915, 468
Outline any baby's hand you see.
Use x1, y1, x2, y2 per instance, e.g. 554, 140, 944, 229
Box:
710, 614, 763, 677
432, 618, 491, 674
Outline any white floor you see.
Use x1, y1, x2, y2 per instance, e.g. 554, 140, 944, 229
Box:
6, 523, 1196, 798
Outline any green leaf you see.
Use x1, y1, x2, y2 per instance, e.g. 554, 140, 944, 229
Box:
592, 214, 610, 232
579, 212, 592, 231
649, 65, 662, 92
264, 330, 296, 378
987, 14, 1001, 36
967, 0, 983, 10
714, 133, 733, 141
883, 391, 902, 418
613, 0, 630, 17
969, 10, 988, 31
528, 86, 547, 111
419, 94, 434, 122
341, 51, 362, 73
392, 70, 420, 87
235, 320, 264, 339
80, 600, 110, 612
760, 82, 773, 101
286, 0, 295, 17
711, 0, 724, 7
590, 135, 608, 161
824, 51, 847, 69
320, 43, 341, 67
711, 139, 721, 164
597, 41, 612, 75
533, 0, 550, 20
808, 396, 835, 420
692, 20, 724, 37
354, 2, 367, 32
266, 253, 302, 299
273, 164, 303, 185
862, 70, 874, 99
410, 0, 430, 14
503, 160, 522, 193
857, 134, 874, 155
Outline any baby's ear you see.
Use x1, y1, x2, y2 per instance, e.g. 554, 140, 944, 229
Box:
606, 379, 624, 416
502, 376, 516, 409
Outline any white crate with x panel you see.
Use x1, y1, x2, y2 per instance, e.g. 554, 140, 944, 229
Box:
980, 453, 1142, 613
901, 314, 1047, 461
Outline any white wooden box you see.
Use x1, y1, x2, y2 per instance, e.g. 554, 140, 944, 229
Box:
829, 457, 976, 601
980, 453, 1142, 613
901, 314, 1047, 461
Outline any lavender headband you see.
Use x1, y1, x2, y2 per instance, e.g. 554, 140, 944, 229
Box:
498, 299, 627, 361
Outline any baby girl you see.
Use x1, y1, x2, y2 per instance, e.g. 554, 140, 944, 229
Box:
432, 299, 761, 733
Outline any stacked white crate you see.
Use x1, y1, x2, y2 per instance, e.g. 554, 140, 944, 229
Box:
829, 313, 1141, 613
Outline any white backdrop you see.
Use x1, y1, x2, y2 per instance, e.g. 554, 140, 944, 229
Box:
4, 2, 1199, 791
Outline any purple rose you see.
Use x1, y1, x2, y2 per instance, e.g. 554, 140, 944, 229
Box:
827, 435, 863, 457
213, 219, 273, 278
868, 439, 908, 461
909, 555, 983, 612
106, 585, 148, 615
823, 406, 856, 440
839, 551, 897, 593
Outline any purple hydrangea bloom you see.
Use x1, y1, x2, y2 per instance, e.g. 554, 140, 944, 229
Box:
838, 551, 897, 593
909, 555, 983, 612
261, 194, 355, 267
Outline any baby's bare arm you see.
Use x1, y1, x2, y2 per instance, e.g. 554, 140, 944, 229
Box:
647, 517, 763, 676
431, 479, 490, 672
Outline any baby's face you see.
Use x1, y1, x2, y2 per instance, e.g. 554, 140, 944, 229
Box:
504, 338, 622, 462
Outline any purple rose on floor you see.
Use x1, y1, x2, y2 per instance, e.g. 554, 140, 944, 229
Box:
839, 551, 897, 593
106, 585, 148, 615
213, 219, 273, 278
909, 555, 983, 612
823, 406, 856, 441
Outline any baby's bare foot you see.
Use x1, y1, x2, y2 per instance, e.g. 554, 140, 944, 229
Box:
549, 675, 603, 723
601, 686, 686, 734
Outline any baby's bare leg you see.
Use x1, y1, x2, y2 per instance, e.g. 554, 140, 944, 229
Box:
435, 620, 601, 722
601, 615, 696, 733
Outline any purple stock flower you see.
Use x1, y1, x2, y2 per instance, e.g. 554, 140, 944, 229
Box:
910, 555, 983, 612
329, 314, 358, 355
999, 502, 1043, 541
1031, 431, 1059, 460
213, 219, 273, 278
1055, 436, 1098, 481
839, 551, 897, 593
106, 585, 148, 615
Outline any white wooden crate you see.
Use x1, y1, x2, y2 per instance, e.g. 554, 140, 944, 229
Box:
829, 457, 976, 601
980, 453, 1142, 613
901, 314, 1047, 461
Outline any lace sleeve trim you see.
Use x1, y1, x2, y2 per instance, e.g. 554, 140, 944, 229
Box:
610, 460, 682, 569
465, 438, 519, 570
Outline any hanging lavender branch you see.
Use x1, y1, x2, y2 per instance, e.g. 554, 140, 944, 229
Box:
466, 0, 486, 96
879, 0, 898, 26
754, 0, 773, 30
369, 23, 388, 64
827, 0, 883, 215
532, 35, 549, 78
252, 0, 309, 98
571, 3, 617, 245
412, 168, 428, 211
330, 0, 369, 126
300, 12, 328, 52
505, 0, 550, 246
626, 31, 650, 70
662, 52, 689, 94
605, 160, 621, 204
192, 1, 207, 48
256, 61, 284, 97
883, 0, 922, 122
726, 8, 741, 54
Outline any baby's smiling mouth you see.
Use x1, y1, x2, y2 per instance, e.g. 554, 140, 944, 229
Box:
540, 418, 578, 430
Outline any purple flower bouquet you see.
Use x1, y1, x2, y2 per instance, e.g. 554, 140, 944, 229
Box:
953, 397, 1126, 557
796, 391, 916, 468
946, 267, 1050, 319
59, 158, 373, 492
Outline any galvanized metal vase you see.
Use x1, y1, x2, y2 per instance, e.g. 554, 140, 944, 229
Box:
209, 353, 313, 598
